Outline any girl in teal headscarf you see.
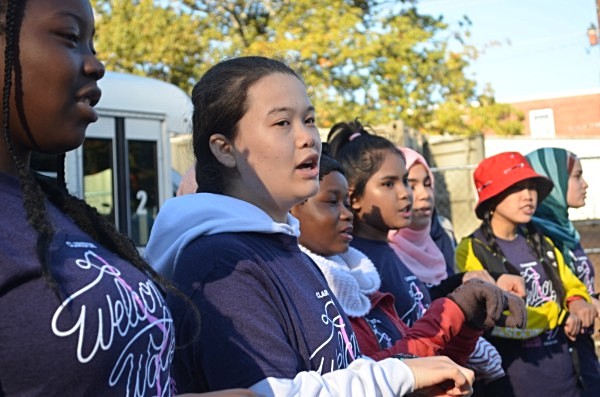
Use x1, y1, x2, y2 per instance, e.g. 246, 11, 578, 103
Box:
526, 147, 600, 397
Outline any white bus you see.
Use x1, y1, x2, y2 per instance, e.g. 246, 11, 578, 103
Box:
34, 71, 193, 247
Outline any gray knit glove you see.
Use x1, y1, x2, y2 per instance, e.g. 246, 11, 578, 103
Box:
448, 279, 527, 330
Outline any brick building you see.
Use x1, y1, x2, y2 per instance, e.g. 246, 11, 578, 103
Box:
504, 88, 600, 137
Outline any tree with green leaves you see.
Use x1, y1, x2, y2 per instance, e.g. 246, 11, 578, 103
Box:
92, 0, 523, 136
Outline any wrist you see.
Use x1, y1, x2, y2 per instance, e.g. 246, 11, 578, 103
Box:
567, 295, 585, 308
489, 272, 504, 280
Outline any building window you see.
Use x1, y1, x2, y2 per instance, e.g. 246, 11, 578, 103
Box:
529, 108, 555, 137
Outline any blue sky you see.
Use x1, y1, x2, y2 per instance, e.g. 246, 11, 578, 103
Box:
418, 0, 600, 102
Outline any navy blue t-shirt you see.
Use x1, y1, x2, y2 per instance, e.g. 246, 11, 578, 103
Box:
0, 173, 175, 396
568, 243, 595, 296
480, 233, 579, 397
363, 305, 404, 350
169, 232, 360, 393
350, 237, 431, 327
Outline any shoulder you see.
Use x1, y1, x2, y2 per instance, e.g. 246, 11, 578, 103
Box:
175, 233, 267, 271
455, 236, 475, 253
174, 232, 306, 287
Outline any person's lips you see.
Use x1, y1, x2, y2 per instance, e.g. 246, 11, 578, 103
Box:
75, 85, 102, 122
340, 225, 353, 242
296, 153, 319, 179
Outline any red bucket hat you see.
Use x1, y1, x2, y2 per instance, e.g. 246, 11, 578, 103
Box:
474, 151, 554, 219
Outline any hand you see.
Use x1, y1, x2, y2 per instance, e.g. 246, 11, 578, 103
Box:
592, 296, 600, 317
403, 356, 474, 396
462, 270, 495, 285
568, 298, 597, 328
564, 313, 582, 341
496, 274, 526, 298
448, 279, 527, 330
498, 293, 527, 329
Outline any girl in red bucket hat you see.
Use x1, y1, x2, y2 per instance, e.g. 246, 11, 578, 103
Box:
456, 151, 596, 397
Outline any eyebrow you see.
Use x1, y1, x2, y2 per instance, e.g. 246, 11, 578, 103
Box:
54, 10, 85, 23
267, 105, 315, 116
324, 188, 347, 195
407, 175, 431, 182
379, 175, 402, 182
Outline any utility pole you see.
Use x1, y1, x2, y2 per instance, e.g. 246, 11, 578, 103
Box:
597, 0, 600, 31
588, 0, 600, 47
597, 0, 600, 54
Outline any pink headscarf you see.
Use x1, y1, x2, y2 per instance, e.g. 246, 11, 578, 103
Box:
388, 147, 447, 285
177, 164, 198, 196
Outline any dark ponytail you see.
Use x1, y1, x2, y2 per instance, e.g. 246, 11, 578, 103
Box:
327, 118, 403, 201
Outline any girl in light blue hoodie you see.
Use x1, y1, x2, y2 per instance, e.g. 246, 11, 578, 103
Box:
145, 56, 476, 397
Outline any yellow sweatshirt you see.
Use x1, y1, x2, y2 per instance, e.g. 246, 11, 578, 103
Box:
456, 234, 590, 339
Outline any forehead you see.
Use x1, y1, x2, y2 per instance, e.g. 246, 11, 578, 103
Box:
320, 171, 348, 193
408, 163, 429, 178
571, 158, 583, 172
374, 150, 406, 175
25, 0, 94, 20
245, 72, 309, 112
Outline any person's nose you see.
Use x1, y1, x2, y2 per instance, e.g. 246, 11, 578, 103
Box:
415, 184, 431, 202
297, 123, 319, 150
340, 203, 354, 222
522, 187, 536, 200
84, 53, 106, 81
397, 181, 412, 201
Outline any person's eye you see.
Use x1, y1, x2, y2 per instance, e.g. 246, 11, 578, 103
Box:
274, 120, 290, 126
305, 116, 316, 126
383, 181, 394, 188
59, 31, 79, 45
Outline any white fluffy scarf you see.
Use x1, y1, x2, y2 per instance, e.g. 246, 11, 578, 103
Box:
300, 245, 380, 317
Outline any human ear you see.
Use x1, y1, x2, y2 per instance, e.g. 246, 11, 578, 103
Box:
349, 187, 361, 211
208, 134, 236, 168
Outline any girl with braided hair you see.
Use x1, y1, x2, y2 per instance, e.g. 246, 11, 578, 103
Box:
0, 1, 255, 396
455, 151, 596, 397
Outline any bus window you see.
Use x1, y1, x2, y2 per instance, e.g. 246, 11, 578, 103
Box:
129, 139, 158, 246
83, 138, 115, 225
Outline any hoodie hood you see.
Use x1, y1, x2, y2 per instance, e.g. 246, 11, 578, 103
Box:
144, 193, 300, 278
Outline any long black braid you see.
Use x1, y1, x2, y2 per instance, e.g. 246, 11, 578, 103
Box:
479, 210, 517, 274
1, 0, 59, 294
480, 208, 566, 304
524, 221, 565, 304
1, 0, 199, 328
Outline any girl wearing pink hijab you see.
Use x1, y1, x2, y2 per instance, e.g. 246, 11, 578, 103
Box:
388, 148, 525, 298
388, 148, 450, 288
